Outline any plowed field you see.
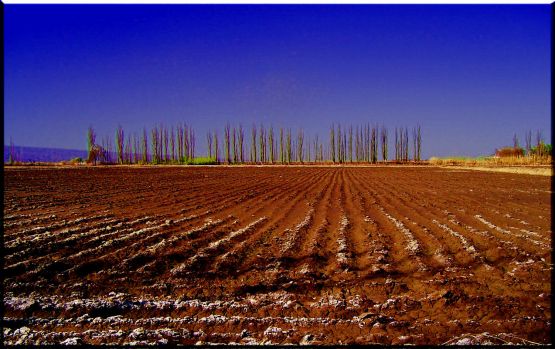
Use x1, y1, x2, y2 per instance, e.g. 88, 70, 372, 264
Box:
3, 166, 552, 345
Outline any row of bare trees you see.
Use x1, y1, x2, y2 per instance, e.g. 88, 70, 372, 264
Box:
87, 123, 422, 165
88, 124, 196, 164
212, 123, 422, 164
514, 129, 551, 158
330, 124, 421, 163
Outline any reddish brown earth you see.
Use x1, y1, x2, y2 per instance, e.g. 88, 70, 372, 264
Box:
3, 166, 552, 345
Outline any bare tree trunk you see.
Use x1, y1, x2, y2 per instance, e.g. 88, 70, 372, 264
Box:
207, 130, 213, 159
370, 125, 375, 163
190, 127, 194, 162
189, 127, 195, 161
151, 126, 158, 164
280, 128, 284, 164
87, 127, 96, 164
348, 125, 353, 162
170, 127, 175, 162
417, 124, 422, 161
286, 128, 292, 163
337, 124, 343, 163
124, 137, 131, 164
536, 130, 543, 158
330, 124, 336, 163
381, 126, 388, 162
401, 127, 405, 162
184, 124, 189, 163
307, 135, 311, 162
344, 131, 347, 163
224, 123, 230, 164
239, 124, 244, 163
407, 127, 410, 162
365, 124, 370, 163
314, 134, 319, 162
525, 130, 532, 156
412, 127, 417, 161
233, 126, 238, 164
214, 131, 219, 163
87, 127, 96, 155
132, 133, 137, 163
251, 124, 257, 163
176, 125, 182, 163
116, 125, 124, 164
269, 126, 275, 164
165, 126, 170, 163
142, 128, 148, 163
297, 128, 304, 163
259, 124, 265, 164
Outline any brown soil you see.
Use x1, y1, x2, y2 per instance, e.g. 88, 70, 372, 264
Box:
3, 166, 552, 345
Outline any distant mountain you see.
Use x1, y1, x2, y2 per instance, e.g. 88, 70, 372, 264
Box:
4, 145, 88, 163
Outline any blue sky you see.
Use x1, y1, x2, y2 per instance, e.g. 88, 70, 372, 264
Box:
4, 5, 551, 158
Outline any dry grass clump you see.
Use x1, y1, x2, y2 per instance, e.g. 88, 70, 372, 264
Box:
429, 156, 552, 167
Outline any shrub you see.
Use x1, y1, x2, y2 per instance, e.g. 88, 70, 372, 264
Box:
495, 147, 524, 158
186, 157, 217, 165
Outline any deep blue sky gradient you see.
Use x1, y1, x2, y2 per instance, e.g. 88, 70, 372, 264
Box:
5, 5, 551, 158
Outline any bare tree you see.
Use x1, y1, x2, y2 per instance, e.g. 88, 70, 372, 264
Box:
8, 137, 17, 164
233, 126, 238, 164
207, 130, 213, 159
106, 135, 115, 164
307, 135, 311, 162
348, 125, 353, 162
116, 125, 124, 164
330, 124, 336, 163
343, 130, 347, 164
176, 124, 183, 163
170, 127, 176, 162
404, 127, 409, 162
280, 127, 285, 164
238, 124, 245, 163
189, 127, 195, 162
412, 127, 418, 161
132, 133, 137, 163
525, 130, 532, 156
536, 130, 543, 157
286, 128, 292, 163
269, 126, 275, 164
87, 126, 97, 163
224, 123, 231, 164
251, 124, 257, 163
370, 125, 378, 163
381, 126, 388, 162
87, 126, 96, 154
142, 128, 148, 163
124, 137, 132, 164
297, 128, 304, 163
314, 134, 319, 162
354, 126, 359, 162
365, 124, 370, 162
164, 126, 169, 163
339, 124, 344, 163
259, 124, 266, 164
160, 125, 166, 163
183, 124, 191, 163
416, 125, 421, 161
214, 130, 219, 163
150, 126, 158, 164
